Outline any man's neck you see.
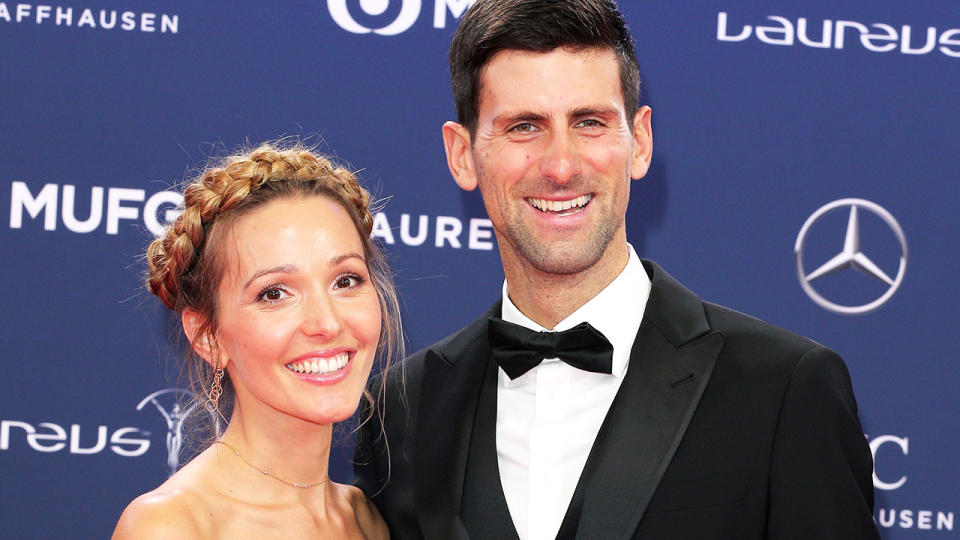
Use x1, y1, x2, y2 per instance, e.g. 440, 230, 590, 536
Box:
503, 242, 630, 329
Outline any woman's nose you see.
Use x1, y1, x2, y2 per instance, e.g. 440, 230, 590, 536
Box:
300, 292, 342, 338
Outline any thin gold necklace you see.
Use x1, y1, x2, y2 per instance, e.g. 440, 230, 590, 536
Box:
213, 440, 329, 489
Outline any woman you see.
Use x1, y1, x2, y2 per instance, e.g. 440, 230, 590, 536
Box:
113, 142, 400, 539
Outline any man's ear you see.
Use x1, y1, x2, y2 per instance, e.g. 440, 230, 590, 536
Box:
630, 106, 654, 180
181, 309, 226, 368
442, 121, 479, 191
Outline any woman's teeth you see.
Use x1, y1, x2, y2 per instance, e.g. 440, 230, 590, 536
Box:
285, 352, 349, 375
527, 195, 591, 213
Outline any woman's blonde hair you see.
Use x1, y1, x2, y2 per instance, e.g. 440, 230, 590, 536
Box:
145, 141, 402, 440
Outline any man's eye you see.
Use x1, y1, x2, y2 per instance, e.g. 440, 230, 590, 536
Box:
577, 119, 602, 128
510, 123, 537, 133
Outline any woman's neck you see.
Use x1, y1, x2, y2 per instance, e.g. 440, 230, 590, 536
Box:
215, 403, 334, 502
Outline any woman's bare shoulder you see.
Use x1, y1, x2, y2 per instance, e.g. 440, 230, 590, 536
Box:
112, 485, 210, 540
340, 483, 389, 540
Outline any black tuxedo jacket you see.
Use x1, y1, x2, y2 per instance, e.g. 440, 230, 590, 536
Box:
354, 260, 879, 539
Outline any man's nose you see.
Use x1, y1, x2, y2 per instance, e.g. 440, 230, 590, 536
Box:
539, 130, 581, 184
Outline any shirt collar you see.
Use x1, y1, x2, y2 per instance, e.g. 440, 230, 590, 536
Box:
501, 244, 651, 379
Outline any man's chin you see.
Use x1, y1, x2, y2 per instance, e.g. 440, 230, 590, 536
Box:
518, 244, 607, 276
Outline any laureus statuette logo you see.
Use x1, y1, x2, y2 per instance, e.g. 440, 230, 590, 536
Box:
137, 388, 199, 476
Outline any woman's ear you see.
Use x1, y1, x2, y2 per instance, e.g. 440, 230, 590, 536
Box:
181, 309, 227, 368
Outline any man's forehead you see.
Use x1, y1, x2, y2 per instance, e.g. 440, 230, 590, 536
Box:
476, 47, 624, 115
481, 45, 619, 72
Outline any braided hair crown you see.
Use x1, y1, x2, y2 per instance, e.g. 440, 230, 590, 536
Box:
145, 142, 374, 312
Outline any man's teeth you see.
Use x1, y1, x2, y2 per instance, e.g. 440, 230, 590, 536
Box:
285, 352, 349, 375
528, 195, 591, 213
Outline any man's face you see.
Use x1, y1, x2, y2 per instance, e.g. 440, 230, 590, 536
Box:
462, 47, 652, 277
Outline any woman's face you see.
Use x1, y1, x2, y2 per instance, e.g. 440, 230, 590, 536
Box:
211, 195, 381, 426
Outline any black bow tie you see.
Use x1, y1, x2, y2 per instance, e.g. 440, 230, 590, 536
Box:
488, 317, 614, 380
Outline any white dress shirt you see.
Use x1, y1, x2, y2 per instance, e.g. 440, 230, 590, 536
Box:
497, 245, 651, 540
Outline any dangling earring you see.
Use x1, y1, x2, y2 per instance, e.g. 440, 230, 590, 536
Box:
205, 362, 226, 436
206, 363, 224, 413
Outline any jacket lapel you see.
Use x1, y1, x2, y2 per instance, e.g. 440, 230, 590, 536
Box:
573, 261, 725, 539
414, 303, 500, 540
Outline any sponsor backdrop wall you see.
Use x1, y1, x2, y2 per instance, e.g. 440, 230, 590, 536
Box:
1, 1, 957, 537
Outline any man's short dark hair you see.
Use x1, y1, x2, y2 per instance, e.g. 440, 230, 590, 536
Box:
449, 0, 641, 136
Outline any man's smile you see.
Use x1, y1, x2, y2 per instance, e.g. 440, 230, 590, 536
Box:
526, 194, 592, 215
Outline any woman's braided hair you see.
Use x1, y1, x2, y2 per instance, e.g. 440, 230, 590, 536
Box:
147, 143, 374, 311
145, 141, 402, 440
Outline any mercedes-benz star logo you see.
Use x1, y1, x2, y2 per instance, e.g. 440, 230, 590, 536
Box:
795, 198, 907, 315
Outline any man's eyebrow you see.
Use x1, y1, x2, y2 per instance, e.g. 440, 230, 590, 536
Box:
493, 112, 548, 127
570, 106, 620, 119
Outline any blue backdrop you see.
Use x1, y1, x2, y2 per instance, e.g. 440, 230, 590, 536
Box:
1, 1, 957, 538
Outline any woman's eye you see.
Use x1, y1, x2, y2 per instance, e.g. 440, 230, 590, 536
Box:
265, 289, 282, 301
257, 286, 289, 303
334, 273, 363, 289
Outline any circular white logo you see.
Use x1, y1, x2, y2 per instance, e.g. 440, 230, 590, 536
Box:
794, 198, 907, 315
327, 0, 422, 35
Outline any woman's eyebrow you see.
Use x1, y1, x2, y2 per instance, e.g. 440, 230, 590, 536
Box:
243, 263, 298, 289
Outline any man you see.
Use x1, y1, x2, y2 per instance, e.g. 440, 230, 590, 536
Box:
355, 1, 879, 538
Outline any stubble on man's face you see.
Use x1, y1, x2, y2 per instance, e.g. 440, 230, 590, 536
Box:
468, 48, 638, 282
475, 158, 627, 277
